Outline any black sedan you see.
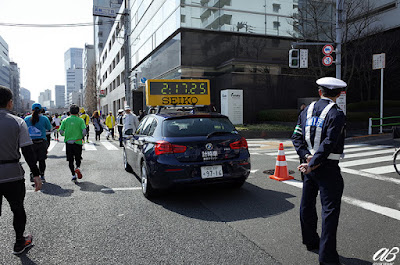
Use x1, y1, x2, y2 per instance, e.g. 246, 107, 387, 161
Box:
123, 110, 251, 198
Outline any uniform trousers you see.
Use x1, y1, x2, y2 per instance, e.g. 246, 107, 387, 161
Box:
0, 179, 26, 241
300, 162, 344, 263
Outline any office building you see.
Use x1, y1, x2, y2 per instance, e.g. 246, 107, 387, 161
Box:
0, 35, 10, 89
55, 85, 65, 108
98, 3, 126, 115
83, 44, 95, 106
64, 48, 84, 107
9, 62, 21, 112
20, 87, 33, 112
93, 0, 123, 62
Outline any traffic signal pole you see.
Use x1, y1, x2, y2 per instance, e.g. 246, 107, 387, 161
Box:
336, 0, 343, 79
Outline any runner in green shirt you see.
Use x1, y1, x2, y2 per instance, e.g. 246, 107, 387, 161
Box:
59, 104, 86, 182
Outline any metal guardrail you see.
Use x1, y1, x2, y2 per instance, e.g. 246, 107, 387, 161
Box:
368, 116, 400, 135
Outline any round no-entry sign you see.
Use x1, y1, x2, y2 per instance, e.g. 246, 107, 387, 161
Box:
322, 44, 334, 55
322, 55, 333, 66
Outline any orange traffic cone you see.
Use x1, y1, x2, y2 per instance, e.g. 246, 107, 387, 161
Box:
269, 143, 294, 181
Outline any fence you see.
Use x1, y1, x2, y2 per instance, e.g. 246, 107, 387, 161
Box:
368, 116, 400, 135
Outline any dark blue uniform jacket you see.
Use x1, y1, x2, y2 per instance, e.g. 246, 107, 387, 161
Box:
292, 98, 346, 169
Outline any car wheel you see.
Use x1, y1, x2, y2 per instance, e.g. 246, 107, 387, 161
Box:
230, 178, 246, 188
123, 148, 133, 173
141, 162, 155, 198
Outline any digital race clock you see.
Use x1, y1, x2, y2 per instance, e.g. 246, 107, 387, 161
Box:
145, 79, 211, 106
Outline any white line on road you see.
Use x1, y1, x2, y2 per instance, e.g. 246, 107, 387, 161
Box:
340, 168, 400, 185
342, 196, 400, 221
83, 143, 97, 151
339, 156, 393, 167
48, 141, 57, 152
278, 179, 400, 221
100, 141, 119, 150
362, 165, 396, 174
100, 187, 141, 192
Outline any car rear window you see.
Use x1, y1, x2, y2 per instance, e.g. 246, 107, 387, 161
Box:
162, 117, 237, 137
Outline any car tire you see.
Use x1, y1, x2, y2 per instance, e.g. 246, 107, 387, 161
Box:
123, 148, 133, 173
230, 178, 246, 189
141, 162, 156, 198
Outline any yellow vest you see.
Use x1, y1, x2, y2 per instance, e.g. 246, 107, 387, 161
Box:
80, 114, 90, 126
105, 115, 115, 128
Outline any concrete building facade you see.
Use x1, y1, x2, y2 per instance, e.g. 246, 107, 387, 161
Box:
64, 48, 84, 107
9, 62, 21, 112
83, 44, 96, 107
55, 85, 65, 108
0, 35, 10, 89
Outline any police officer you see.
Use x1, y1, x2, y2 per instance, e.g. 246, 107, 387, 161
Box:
0, 85, 42, 255
292, 77, 347, 265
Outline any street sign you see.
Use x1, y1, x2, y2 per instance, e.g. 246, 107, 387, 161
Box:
322, 44, 334, 55
140, 77, 147, 84
99, 89, 106, 97
373, 53, 385, 70
93, 6, 119, 18
322, 55, 333, 66
336, 91, 346, 115
300, 49, 308, 68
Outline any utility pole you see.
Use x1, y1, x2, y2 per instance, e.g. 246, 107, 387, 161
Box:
124, 0, 131, 107
336, 0, 343, 79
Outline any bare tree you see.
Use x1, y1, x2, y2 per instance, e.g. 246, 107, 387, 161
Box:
84, 64, 98, 115
290, 0, 386, 99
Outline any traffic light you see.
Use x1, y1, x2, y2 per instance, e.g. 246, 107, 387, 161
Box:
289, 49, 299, 68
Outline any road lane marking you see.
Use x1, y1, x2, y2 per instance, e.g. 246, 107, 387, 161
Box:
280, 179, 400, 221
342, 196, 400, 221
340, 168, 400, 185
100, 187, 141, 192
48, 141, 57, 152
100, 141, 119, 150
339, 156, 393, 167
362, 165, 396, 174
83, 143, 97, 150
344, 149, 394, 159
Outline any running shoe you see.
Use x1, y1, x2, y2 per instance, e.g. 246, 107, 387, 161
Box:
40, 175, 46, 183
71, 175, 77, 182
13, 235, 33, 255
75, 168, 83, 179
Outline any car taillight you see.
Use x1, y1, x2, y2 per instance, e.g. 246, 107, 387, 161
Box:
230, 137, 248, 149
155, 141, 187, 155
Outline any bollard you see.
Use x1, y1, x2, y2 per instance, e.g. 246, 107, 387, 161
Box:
368, 118, 372, 135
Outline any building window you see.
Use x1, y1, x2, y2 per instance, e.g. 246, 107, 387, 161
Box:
272, 3, 281, 13
273, 21, 280, 30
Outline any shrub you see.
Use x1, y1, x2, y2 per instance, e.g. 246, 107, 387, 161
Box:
257, 109, 298, 122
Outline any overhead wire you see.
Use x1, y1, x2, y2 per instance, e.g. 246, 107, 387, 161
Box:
0, 21, 115, 27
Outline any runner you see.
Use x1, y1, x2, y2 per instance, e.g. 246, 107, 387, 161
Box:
59, 104, 87, 182
24, 103, 52, 183
0, 85, 42, 255
80, 108, 90, 143
52, 113, 61, 141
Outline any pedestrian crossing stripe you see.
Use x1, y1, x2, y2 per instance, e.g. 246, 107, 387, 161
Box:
58, 141, 120, 151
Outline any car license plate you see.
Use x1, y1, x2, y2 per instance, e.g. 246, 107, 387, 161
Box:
201, 165, 223, 179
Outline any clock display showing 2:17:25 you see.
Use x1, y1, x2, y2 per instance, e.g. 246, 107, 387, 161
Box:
160, 82, 208, 95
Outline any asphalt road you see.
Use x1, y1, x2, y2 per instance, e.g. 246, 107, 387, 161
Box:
0, 134, 399, 265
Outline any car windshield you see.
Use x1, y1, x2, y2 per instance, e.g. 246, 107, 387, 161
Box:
162, 117, 237, 137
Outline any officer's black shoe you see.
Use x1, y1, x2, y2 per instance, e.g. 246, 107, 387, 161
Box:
306, 243, 319, 251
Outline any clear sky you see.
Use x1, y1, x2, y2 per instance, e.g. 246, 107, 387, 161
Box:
0, 0, 94, 102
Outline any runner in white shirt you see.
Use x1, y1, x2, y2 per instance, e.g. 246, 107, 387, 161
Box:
52, 114, 61, 141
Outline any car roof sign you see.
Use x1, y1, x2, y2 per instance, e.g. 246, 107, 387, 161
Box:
145, 79, 211, 107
